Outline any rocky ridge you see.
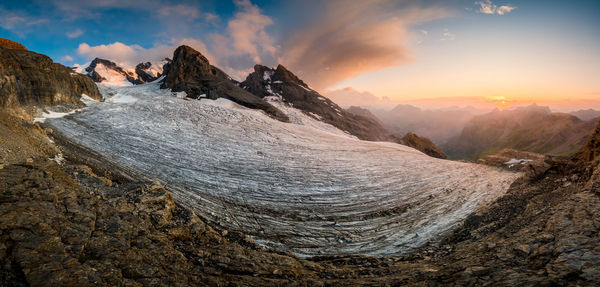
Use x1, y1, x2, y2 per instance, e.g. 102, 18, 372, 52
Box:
0, 46, 101, 112
443, 104, 599, 160
83, 58, 162, 85
161, 45, 289, 122
241, 64, 392, 141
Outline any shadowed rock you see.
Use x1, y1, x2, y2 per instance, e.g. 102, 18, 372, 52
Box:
135, 62, 160, 83
398, 132, 447, 159
0, 42, 101, 109
161, 45, 289, 122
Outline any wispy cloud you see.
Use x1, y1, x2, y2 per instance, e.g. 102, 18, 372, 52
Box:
206, 0, 277, 79
0, 6, 47, 34
66, 28, 83, 38
475, 0, 516, 15
440, 29, 455, 41
61, 55, 74, 62
278, 1, 453, 89
158, 4, 199, 19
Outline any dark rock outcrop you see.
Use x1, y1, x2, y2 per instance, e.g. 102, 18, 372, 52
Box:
135, 62, 161, 83
398, 132, 447, 159
241, 64, 392, 141
161, 45, 289, 122
0, 44, 101, 109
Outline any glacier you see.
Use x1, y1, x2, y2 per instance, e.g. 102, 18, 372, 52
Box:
46, 81, 520, 257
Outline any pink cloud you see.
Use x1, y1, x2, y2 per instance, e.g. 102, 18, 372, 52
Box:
76, 38, 212, 67
278, 1, 453, 89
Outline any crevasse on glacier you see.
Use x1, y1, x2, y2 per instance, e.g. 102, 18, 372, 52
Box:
47, 81, 519, 257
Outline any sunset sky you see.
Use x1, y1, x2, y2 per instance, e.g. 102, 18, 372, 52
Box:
1, 0, 599, 110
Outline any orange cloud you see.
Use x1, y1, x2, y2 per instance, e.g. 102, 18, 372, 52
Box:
279, 1, 453, 89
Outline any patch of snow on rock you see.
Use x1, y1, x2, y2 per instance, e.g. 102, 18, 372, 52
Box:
263, 70, 273, 81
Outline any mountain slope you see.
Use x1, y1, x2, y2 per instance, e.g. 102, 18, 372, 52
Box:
82, 58, 163, 86
241, 65, 392, 141
161, 46, 289, 122
443, 105, 599, 160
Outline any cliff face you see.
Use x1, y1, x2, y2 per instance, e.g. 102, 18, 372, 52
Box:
161, 45, 289, 122
0, 46, 101, 109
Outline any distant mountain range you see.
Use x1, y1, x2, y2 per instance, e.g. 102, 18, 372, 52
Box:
372, 104, 479, 144
570, 109, 600, 121
442, 104, 600, 160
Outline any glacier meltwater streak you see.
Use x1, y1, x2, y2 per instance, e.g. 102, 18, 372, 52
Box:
47, 81, 520, 257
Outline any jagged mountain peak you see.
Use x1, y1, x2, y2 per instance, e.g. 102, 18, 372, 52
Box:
172, 45, 210, 67
273, 64, 309, 87
161, 45, 289, 122
249, 64, 309, 88
81, 57, 165, 86
241, 64, 393, 142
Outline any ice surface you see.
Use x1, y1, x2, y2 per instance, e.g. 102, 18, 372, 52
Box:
47, 81, 520, 257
